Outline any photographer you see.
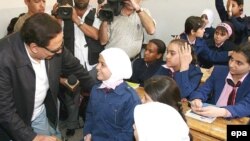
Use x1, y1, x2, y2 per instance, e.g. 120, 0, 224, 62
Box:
14, 0, 46, 32
99, 0, 156, 59
52, 0, 101, 137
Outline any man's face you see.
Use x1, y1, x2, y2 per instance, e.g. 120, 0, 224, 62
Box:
33, 32, 64, 60
25, 0, 45, 14
74, 0, 89, 10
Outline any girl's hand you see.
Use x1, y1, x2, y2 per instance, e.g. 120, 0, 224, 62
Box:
227, 0, 233, 17
190, 99, 203, 112
194, 106, 229, 118
179, 42, 192, 71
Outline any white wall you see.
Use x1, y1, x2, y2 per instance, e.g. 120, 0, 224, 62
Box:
0, 0, 56, 37
1, 0, 250, 43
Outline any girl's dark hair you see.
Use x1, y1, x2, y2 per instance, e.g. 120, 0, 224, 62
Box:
233, 0, 244, 5
144, 75, 186, 121
149, 39, 166, 60
235, 42, 250, 64
144, 75, 193, 140
184, 16, 204, 35
20, 13, 62, 48
169, 39, 197, 64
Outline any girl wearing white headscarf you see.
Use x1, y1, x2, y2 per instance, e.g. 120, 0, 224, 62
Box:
201, 9, 215, 40
134, 75, 190, 141
83, 48, 141, 141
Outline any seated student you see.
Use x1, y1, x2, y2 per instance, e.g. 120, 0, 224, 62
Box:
189, 42, 250, 118
180, 16, 232, 68
215, 0, 248, 45
201, 22, 237, 68
83, 48, 141, 141
130, 39, 166, 86
133, 75, 190, 141
155, 39, 202, 99
201, 9, 215, 41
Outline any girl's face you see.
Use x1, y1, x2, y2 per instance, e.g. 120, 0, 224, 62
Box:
193, 27, 205, 38
144, 42, 162, 63
96, 55, 112, 81
229, 52, 250, 79
227, 0, 243, 17
166, 43, 181, 70
214, 29, 229, 46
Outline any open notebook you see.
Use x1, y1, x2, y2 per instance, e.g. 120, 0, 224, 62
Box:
185, 103, 217, 123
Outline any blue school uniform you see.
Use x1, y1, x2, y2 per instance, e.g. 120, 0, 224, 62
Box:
83, 82, 141, 141
180, 33, 230, 67
189, 65, 250, 118
155, 64, 202, 99
130, 58, 165, 86
215, 0, 248, 45
199, 39, 237, 68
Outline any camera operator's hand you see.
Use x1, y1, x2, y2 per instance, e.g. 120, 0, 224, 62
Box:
51, 3, 59, 17
97, 0, 106, 17
123, 0, 141, 11
71, 7, 80, 24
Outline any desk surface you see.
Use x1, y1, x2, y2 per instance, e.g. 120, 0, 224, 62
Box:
200, 67, 213, 83
135, 87, 250, 141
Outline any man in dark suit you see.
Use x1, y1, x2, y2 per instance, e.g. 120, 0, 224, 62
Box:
0, 13, 95, 141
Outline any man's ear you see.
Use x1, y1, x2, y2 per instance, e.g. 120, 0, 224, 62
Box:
29, 43, 39, 54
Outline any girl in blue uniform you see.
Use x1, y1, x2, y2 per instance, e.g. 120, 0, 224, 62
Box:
83, 48, 141, 141
190, 42, 250, 118
155, 39, 202, 99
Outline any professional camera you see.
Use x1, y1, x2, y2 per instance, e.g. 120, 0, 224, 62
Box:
55, 0, 72, 20
98, 0, 124, 22
57, 6, 72, 20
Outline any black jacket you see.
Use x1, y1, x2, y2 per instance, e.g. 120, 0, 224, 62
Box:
0, 32, 95, 141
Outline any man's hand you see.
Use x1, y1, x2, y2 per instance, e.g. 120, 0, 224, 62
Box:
123, 0, 141, 11
71, 7, 80, 25
51, 3, 59, 17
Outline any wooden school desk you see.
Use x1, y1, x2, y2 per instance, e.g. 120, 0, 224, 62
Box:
135, 87, 250, 141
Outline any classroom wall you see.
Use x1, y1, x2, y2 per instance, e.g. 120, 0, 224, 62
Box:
1, 0, 250, 44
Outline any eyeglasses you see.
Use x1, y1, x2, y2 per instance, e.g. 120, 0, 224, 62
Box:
45, 41, 64, 54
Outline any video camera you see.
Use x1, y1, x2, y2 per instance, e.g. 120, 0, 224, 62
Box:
98, 0, 124, 22
56, 0, 72, 20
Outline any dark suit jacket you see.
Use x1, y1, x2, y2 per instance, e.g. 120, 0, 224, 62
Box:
0, 32, 95, 141
189, 66, 250, 118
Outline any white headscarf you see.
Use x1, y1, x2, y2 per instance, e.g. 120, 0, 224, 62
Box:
134, 102, 190, 141
100, 48, 132, 89
201, 9, 214, 28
